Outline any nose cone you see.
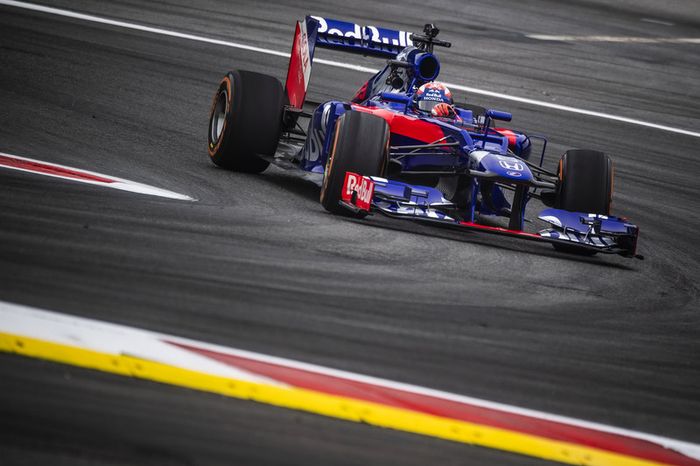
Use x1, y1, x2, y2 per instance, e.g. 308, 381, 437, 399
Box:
474, 152, 533, 182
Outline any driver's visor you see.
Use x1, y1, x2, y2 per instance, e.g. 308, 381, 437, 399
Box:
417, 99, 443, 112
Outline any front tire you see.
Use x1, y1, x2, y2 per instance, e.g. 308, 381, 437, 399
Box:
555, 149, 613, 215
553, 149, 613, 255
207, 70, 285, 173
320, 111, 390, 216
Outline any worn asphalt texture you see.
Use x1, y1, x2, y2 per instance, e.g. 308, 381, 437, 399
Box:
0, 0, 698, 464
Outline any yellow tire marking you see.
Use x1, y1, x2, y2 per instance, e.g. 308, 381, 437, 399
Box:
0, 332, 673, 466
320, 116, 343, 204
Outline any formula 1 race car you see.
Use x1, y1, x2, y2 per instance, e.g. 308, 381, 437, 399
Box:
207, 16, 641, 259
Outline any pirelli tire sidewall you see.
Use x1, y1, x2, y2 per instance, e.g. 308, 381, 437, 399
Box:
555, 149, 613, 215
320, 110, 390, 216
207, 70, 284, 173
554, 149, 614, 255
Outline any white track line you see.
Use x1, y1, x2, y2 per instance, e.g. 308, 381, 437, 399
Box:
528, 34, 700, 43
2, 300, 700, 461
2, 0, 700, 139
640, 18, 675, 27
170, 327, 700, 461
0, 152, 195, 201
0, 0, 291, 58
0, 301, 283, 384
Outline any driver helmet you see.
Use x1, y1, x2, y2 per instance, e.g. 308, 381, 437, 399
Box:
414, 82, 453, 113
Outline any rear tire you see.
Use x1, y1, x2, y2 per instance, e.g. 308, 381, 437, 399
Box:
553, 149, 613, 255
320, 111, 390, 217
207, 70, 285, 173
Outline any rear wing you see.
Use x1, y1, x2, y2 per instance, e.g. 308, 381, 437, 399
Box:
285, 16, 413, 109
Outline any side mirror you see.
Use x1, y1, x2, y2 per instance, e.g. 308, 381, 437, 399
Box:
486, 109, 512, 122
380, 92, 411, 104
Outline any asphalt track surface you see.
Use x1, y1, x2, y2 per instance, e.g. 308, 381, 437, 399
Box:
1, 0, 699, 464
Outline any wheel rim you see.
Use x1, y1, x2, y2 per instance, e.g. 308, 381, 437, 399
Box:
211, 89, 228, 143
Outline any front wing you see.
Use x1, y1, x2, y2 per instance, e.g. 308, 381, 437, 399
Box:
340, 173, 642, 259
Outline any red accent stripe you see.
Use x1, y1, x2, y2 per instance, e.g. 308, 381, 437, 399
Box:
168, 341, 697, 466
494, 127, 518, 147
351, 105, 446, 143
0, 154, 114, 183
458, 221, 541, 237
351, 81, 370, 103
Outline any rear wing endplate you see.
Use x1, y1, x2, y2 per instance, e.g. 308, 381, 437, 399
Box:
285, 16, 413, 109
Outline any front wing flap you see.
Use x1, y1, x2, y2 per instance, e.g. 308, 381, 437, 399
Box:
340, 173, 641, 259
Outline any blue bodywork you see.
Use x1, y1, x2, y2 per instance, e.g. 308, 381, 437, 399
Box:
278, 16, 640, 258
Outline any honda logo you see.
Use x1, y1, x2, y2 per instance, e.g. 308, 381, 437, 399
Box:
498, 160, 524, 171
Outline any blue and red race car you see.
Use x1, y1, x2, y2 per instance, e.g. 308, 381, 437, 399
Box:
207, 15, 641, 259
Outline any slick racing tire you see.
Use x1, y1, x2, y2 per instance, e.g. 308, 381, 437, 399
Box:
553, 149, 613, 255
207, 70, 285, 173
320, 111, 390, 217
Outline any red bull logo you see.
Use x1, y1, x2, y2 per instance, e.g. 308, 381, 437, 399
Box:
341, 172, 375, 211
